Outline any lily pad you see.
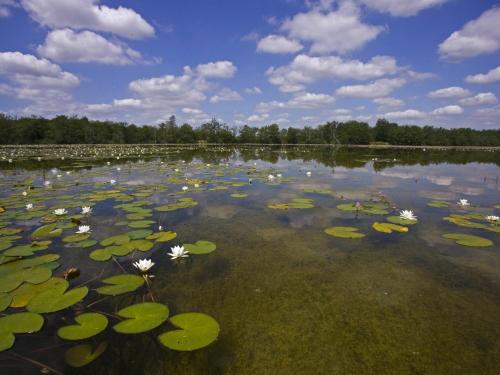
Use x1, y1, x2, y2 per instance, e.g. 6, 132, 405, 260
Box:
386, 216, 418, 225
427, 200, 450, 208
100, 234, 130, 247
0, 266, 52, 292
65, 342, 108, 368
183, 240, 217, 254
10, 278, 68, 308
96, 274, 145, 296
442, 233, 493, 247
128, 220, 155, 229
89, 249, 111, 261
27, 286, 88, 313
31, 224, 62, 238
0, 293, 11, 312
0, 312, 44, 352
324, 226, 365, 239
58, 313, 108, 340
63, 233, 90, 243
158, 313, 219, 351
372, 222, 408, 234
127, 229, 153, 240
146, 231, 177, 242
230, 193, 248, 198
113, 302, 169, 334
337, 202, 389, 215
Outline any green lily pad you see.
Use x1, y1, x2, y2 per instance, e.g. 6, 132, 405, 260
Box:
9, 278, 68, 308
89, 249, 111, 261
386, 216, 418, 225
155, 198, 198, 212
127, 229, 153, 239
129, 240, 154, 252
58, 313, 108, 340
146, 231, 177, 242
65, 342, 108, 368
337, 202, 389, 215
372, 222, 408, 234
324, 226, 365, 239
442, 233, 493, 247
427, 200, 450, 208
3, 241, 50, 256
63, 233, 90, 243
0, 293, 11, 312
27, 286, 88, 313
443, 215, 487, 229
0, 266, 52, 292
158, 313, 219, 351
268, 198, 314, 210
31, 224, 62, 238
113, 302, 169, 334
72, 239, 97, 248
96, 274, 145, 296
0, 312, 44, 352
128, 220, 155, 229
230, 193, 248, 198
184, 240, 217, 254
100, 234, 130, 246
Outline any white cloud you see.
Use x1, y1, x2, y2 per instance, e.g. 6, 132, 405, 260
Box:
247, 113, 269, 122
209, 88, 242, 103
0, 51, 79, 116
458, 93, 497, 106
373, 97, 404, 108
196, 61, 237, 79
382, 109, 426, 120
244, 87, 262, 95
37, 29, 143, 65
287, 92, 335, 109
112, 98, 142, 107
0, 0, 16, 17
257, 35, 303, 54
336, 78, 406, 98
428, 86, 471, 98
465, 66, 500, 84
359, 0, 448, 17
431, 105, 464, 115
281, 1, 383, 54
21, 0, 154, 39
439, 6, 500, 60
267, 54, 399, 92
182, 107, 203, 115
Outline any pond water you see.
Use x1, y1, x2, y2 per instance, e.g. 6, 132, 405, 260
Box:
0, 146, 499, 375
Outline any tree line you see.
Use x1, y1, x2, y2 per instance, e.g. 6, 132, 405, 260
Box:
1, 114, 499, 146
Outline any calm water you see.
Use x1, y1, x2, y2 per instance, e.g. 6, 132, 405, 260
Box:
0, 146, 499, 375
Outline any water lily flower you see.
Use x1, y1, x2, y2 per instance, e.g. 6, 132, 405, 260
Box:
306, 171, 312, 176
76, 225, 91, 234
168, 245, 189, 260
106, 161, 111, 166
22, 191, 27, 197
486, 215, 499, 222
54, 208, 67, 216
399, 210, 417, 221
37, 157, 41, 162
158, 225, 163, 231
81, 206, 92, 215
182, 186, 188, 191
133, 258, 155, 273
26, 203, 33, 210
268, 174, 275, 180
194, 183, 200, 188
277, 173, 282, 178
458, 199, 470, 206
117, 167, 121, 171
44, 180, 51, 187
110, 179, 116, 185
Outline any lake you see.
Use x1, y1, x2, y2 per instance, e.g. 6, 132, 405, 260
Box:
0, 145, 499, 375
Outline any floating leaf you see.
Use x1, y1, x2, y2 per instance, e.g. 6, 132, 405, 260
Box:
72, 239, 97, 248
184, 240, 217, 254
230, 193, 248, 198
372, 222, 408, 234
10, 278, 68, 308
443, 215, 487, 229
128, 220, 155, 229
337, 202, 388, 215
268, 198, 314, 210
89, 249, 111, 261
31, 224, 62, 238
127, 229, 153, 240
63, 233, 90, 243
386, 216, 418, 225
27, 286, 88, 313
58, 313, 108, 340
146, 231, 177, 242
0, 293, 11, 312
324, 226, 365, 239
442, 233, 493, 247
129, 240, 154, 252
96, 274, 144, 296
113, 302, 169, 334
100, 234, 130, 247
427, 200, 450, 208
158, 313, 219, 351
0, 312, 44, 352
65, 342, 108, 368
0, 267, 52, 292
155, 198, 198, 212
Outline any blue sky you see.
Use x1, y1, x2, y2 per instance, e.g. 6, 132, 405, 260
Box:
0, 0, 499, 129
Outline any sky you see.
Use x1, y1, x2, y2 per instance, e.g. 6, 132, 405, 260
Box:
0, 0, 499, 129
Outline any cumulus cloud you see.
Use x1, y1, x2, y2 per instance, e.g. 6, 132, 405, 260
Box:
196, 61, 237, 78
458, 93, 497, 106
247, 113, 269, 122
244, 87, 262, 95
0, 0, 17, 17
37, 29, 144, 65
465, 66, 500, 84
428, 86, 471, 98
336, 78, 406, 98
255, 92, 335, 113
0, 51, 79, 115
431, 105, 464, 115
281, 1, 383, 54
257, 35, 303, 54
21, 0, 154, 39
267, 54, 399, 92
359, 0, 448, 17
373, 97, 404, 108
439, 6, 500, 60
209, 88, 242, 103
382, 109, 426, 120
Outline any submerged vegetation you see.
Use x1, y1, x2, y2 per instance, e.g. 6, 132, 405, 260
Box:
1, 114, 500, 146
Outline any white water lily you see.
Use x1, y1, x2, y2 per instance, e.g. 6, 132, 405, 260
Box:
168, 245, 189, 260
277, 173, 282, 178
458, 199, 470, 206
76, 225, 91, 234
44, 180, 51, 186
106, 161, 111, 166
26, 203, 33, 210
194, 183, 200, 188
110, 179, 116, 185
116, 167, 121, 171
486, 215, 499, 222
81, 206, 92, 215
133, 258, 155, 272
306, 171, 312, 176
399, 210, 417, 221
22, 191, 27, 197
268, 174, 275, 180
54, 208, 67, 216
158, 225, 163, 231
182, 186, 188, 191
